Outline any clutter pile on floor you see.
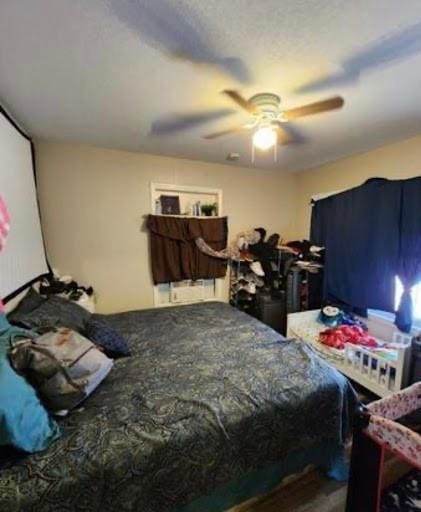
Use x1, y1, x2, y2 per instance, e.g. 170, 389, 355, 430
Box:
39, 273, 95, 313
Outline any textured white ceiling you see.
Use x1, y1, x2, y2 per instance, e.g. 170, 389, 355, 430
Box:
1, 0, 421, 171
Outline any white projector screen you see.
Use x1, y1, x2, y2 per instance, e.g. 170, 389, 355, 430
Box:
0, 107, 49, 300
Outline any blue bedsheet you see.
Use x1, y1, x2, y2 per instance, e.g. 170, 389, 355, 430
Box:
0, 302, 357, 511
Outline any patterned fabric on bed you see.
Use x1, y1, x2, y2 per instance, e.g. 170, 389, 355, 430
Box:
8, 293, 91, 333
0, 302, 357, 512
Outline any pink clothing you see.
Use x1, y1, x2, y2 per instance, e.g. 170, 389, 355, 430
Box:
0, 195, 10, 252
319, 325, 378, 350
0, 195, 10, 312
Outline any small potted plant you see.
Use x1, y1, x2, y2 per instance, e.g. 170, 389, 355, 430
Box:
200, 203, 218, 216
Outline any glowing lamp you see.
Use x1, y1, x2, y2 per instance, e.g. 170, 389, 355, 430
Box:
252, 126, 277, 150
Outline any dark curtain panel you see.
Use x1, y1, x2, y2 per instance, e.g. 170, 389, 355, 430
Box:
147, 215, 228, 284
310, 197, 330, 247
310, 178, 401, 314
396, 177, 421, 332
310, 196, 334, 301
147, 215, 187, 284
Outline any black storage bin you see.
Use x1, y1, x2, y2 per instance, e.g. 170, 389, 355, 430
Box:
286, 269, 301, 313
255, 292, 286, 335
410, 338, 421, 384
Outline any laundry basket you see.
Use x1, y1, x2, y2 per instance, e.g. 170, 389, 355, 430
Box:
346, 382, 421, 512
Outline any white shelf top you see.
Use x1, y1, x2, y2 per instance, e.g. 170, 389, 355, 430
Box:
150, 214, 224, 219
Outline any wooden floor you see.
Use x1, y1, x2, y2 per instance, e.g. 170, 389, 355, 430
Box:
230, 469, 346, 512
228, 455, 411, 512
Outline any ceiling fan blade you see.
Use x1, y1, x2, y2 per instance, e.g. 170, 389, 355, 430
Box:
282, 96, 344, 121
296, 21, 421, 93
274, 123, 307, 145
108, 0, 251, 84
223, 90, 258, 114
150, 109, 234, 135
203, 126, 246, 139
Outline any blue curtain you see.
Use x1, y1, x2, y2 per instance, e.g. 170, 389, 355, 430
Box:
311, 178, 401, 314
396, 178, 421, 332
311, 177, 421, 332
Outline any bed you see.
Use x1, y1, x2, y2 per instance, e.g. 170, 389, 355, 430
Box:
0, 301, 357, 512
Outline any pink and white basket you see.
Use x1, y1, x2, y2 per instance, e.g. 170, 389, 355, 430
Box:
366, 381, 421, 470
346, 381, 421, 512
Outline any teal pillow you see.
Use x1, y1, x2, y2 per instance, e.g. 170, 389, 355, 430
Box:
0, 314, 60, 452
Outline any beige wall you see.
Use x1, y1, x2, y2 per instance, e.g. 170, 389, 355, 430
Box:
35, 135, 421, 313
296, 135, 421, 237
35, 142, 297, 313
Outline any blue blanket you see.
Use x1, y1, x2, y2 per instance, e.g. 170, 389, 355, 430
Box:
0, 302, 357, 511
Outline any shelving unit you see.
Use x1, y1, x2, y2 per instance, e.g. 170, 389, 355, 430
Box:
229, 259, 259, 312
229, 252, 282, 307
229, 252, 287, 333
150, 182, 222, 217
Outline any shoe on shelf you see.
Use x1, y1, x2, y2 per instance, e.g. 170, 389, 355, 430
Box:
250, 261, 265, 276
232, 282, 244, 293
310, 245, 324, 253
246, 272, 264, 287
232, 278, 248, 287
237, 289, 253, 301
244, 282, 256, 294
233, 282, 256, 294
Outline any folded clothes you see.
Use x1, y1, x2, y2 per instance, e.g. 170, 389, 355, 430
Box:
319, 325, 378, 350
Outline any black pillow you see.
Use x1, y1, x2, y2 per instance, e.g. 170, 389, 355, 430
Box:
84, 318, 131, 358
8, 294, 91, 333
7, 287, 46, 320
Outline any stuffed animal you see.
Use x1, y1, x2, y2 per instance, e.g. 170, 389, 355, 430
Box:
195, 227, 281, 283
195, 228, 280, 261
195, 229, 260, 260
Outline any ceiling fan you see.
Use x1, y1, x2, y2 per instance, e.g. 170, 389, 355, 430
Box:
204, 90, 345, 150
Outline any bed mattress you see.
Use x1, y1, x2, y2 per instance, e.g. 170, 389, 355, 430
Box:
0, 302, 356, 511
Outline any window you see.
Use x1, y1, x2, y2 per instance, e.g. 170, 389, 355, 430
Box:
150, 182, 224, 307
369, 276, 421, 329
395, 276, 421, 321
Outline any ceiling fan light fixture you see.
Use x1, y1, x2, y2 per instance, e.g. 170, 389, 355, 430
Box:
252, 126, 277, 150
278, 112, 288, 123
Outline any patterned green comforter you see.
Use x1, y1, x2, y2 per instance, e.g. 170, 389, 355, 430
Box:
0, 302, 356, 511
